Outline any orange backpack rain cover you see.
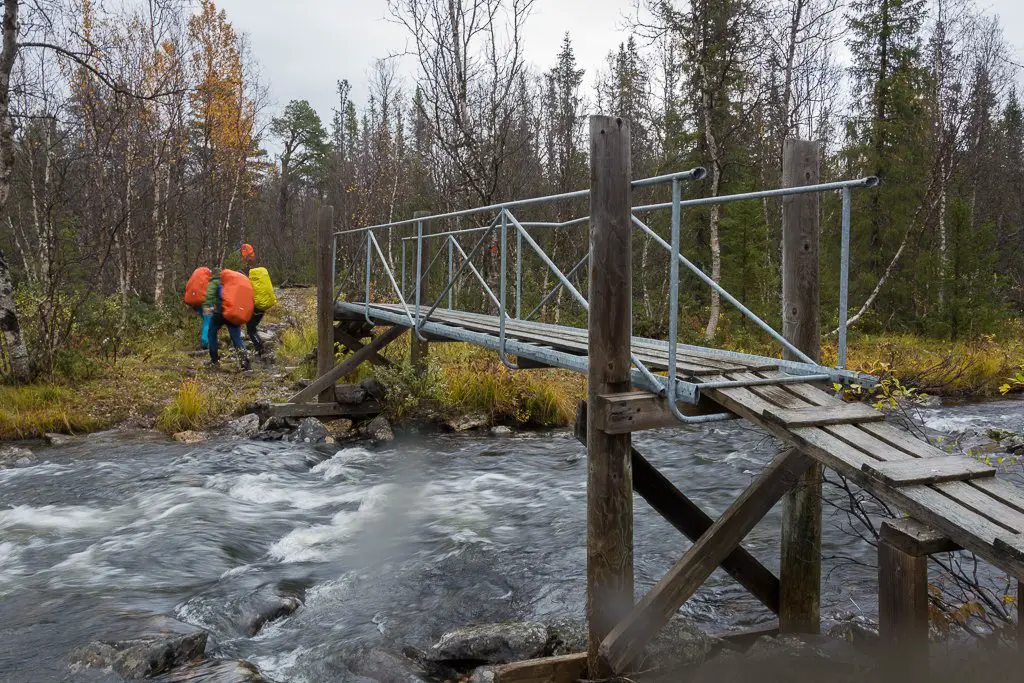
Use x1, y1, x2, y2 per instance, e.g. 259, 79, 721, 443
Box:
219, 269, 254, 325
184, 267, 211, 309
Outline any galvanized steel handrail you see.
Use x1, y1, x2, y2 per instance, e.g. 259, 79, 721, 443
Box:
344, 165, 880, 426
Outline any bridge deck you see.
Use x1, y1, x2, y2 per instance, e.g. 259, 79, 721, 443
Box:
337, 300, 1024, 583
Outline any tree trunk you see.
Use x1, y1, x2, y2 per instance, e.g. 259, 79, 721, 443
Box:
0, 0, 29, 382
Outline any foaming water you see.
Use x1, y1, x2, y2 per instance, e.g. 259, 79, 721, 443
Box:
2, 403, 1024, 681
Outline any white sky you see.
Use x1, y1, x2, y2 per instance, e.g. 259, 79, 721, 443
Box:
215, 0, 1024, 130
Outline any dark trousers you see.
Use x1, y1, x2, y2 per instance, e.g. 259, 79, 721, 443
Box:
209, 312, 245, 363
246, 310, 265, 355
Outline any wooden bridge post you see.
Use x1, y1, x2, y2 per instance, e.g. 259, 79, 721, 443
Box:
780, 139, 822, 633
316, 204, 336, 403
586, 115, 633, 678
411, 210, 431, 375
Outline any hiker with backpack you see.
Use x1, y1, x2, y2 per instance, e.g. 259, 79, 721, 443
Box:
239, 243, 276, 359
202, 266, 253, 371
184, 266, 213, 349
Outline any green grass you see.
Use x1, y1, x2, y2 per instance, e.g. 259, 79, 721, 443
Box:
155, 380, 213, 433
0, 385, 100, 439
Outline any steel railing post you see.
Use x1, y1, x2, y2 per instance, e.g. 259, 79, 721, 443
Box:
516, 224, 522, 319
838, 187, 852, 370
364, 231, 373, 324
498, 208, 518, 368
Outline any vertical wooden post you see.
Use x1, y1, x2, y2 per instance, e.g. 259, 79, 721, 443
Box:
780, 139, 822, 633
587, 115, 633, 678
878, 539, 929, 673
316, 204, 336, 404
411, 210, 431, 375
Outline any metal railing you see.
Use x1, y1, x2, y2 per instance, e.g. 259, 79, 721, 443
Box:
333, 168, 880, 424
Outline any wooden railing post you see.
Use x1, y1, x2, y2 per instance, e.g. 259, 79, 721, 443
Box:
316, 204, 336, 403
411, 209, 431, 375
780, 139, 822, 633
587, 115, 633, 678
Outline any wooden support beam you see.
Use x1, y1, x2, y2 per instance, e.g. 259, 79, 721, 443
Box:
316, 205, 337, 403
599, 448, 812, 673
880, 518, 960, 556
490, 653, 587, 683
864, 456, 995, 487
878, 537, 930, 675
586, 114, 634, 679
576, 401, 780, 614
410, 210, 431, 375
780, 138, 822, 635
290, 325, 408, 404
594, 392, 729, 434
266, 401, 381, 419
335, 325, 394, 369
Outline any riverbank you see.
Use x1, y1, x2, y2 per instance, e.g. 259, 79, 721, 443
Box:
2, 290, 1023, 441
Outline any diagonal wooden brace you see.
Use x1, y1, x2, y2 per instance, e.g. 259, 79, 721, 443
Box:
575, 401, 780, 614
335, 325, 395, 368
290, 325, 408, 404
599, 447, 813, 673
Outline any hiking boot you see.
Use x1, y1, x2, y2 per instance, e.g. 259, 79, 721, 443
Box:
239, 351, 251, 372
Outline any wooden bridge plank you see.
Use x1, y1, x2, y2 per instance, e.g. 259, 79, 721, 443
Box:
863, 456, 995, 487
763, 403, 884, 428
706, 378, 1024, 580
490, 653, 587, 683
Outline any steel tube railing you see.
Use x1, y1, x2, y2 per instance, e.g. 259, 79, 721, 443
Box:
418, 222, 496, 330
369, 232, 416, 327
525, 252, 589, 321
838, 187, 852, 369
632, 176, 879, 213
498, 209, 518, 369
632, 214, 818, 367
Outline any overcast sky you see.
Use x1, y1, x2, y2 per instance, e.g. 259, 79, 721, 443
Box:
215, 0, 1024, 131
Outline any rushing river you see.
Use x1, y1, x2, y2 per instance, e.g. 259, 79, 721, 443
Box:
2, 398, 1023, 682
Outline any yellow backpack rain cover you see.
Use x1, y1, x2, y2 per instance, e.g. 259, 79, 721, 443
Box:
249, 267, 277, 311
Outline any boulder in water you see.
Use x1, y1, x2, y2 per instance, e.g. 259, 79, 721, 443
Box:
70, 630, 207, 679
446, 414, 489, 432
427, 621, 549, 665
177, 586, 302, 638
490, 425, 513, 436
174, 431, 209, 444
227, 414, 260, 439
335, 383, 368, 405
326, 418, 354, 439
44, 432, 74, 446
160, 659, 273, 682
365, 416, 394, 443
0, 446, 36, 469
349, 648, 431, 683
293, 417, 329, 444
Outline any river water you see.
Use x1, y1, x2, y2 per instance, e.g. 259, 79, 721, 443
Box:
2, 399, 1023, 682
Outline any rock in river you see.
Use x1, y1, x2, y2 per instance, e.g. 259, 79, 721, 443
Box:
44, 432, 75, 446
446, 413, 489, 432
293, 417, 329, 444
177, 585, 302, 638
70, 630, 207, 679
365, 416, 394, 443
226, 413, 261, 439
349, 648, 431, 683
160, 659, 272, 682
174, 431, 209, 444
428, 621, 549, 665
0, 446, 36, 469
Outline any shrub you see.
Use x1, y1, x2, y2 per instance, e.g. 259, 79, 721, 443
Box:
156, 380, 211, 433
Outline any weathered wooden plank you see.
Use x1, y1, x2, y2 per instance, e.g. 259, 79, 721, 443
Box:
586, 114, 634, 678
881, 518, 960, 556
593, 392, 729, 434
599, 448, 812, 673
936, 481, 1024, 533
763, 403, 884, 428
316, 205, 337, 403
290, 326, 408, 404
491, 653, 587, 683
575, 400, 780, 615
863, 456, 995, 487
994, 534, 1024, 563
266, 401, 380, 419
878, 538, 930, 675
334, 326, 394, 368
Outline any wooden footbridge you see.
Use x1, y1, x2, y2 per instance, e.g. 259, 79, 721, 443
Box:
284, 118, 1024, 680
